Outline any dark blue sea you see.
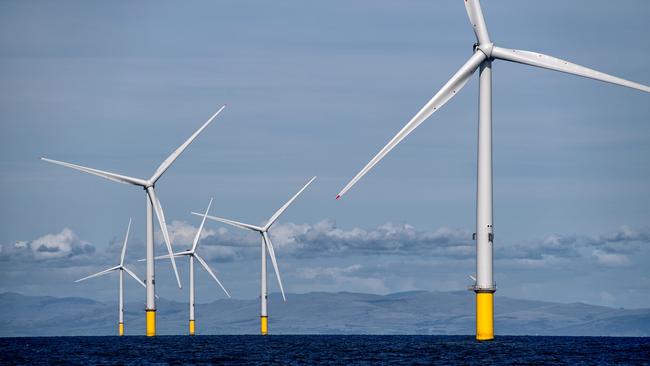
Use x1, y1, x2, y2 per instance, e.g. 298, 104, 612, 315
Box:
1, 335, 648, 365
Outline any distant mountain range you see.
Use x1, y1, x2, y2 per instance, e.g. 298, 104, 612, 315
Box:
1, 291, 648, 337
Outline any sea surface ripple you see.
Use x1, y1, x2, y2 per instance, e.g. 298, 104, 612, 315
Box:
1, 335, 649, 365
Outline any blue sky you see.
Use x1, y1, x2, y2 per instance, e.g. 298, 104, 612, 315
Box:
1, 0, 649, 309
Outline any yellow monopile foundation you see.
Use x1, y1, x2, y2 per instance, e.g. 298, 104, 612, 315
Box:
146, 309, 156, 337
189, 320, 195, 336
261, 316, 268, 335
476, 291, 494, 341
118, 322, 124, 336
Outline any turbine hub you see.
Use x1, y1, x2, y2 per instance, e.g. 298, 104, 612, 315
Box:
475, 42, 494, 59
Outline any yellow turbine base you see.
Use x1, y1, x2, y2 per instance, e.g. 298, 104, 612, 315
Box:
146, 309, 156, 337
189, 320, 195, 336
476, 292, 494, 341
118, 322, 124, 336
261, 316, 268, 336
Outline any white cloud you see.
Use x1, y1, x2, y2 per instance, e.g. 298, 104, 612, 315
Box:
592, 250, 630, 267
156, 220, 244, 261
200, 245, 239, 262
30, 228, 94, 260
1, 229, 95, 262
266, 220, 473, 258
295, 264, 389, 293
157, 220, 217, 250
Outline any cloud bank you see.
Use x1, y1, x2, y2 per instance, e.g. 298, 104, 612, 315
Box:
1, 228, 95, 262
4, 222, 647, 271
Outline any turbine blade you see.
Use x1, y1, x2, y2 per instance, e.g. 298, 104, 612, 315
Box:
264, 176, 316, 230
123, 267, 146, 289
141, 251, 190, 262
191, 198, 214, 252
119, 218, 132, 266
194, 253, 231, 298
41, 158, 146, 186
75, 265, 120, 283
464, 0, 491, 44
146, 187, 182, 288
191, 212, 262, 232
150, 105, 226, 183
492, 46, 650, 93
336, 52, 486, 198
122, 267, 159, 299
262, 232, 286, 302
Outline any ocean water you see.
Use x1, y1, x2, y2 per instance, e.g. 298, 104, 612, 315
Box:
1, 335, 648, 365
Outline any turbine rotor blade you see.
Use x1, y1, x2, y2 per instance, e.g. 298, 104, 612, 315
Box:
119, 218, 132, 266
150, 105, 226, 183
192, 212, 262, 232
194, 253, 231, 298
122, 266, 146, 289
191, 198, 214, 252
336, 51, 486, 198
122, 267, 159, 299
141, 251, 191, 262
264, 176, 316, 230
491, 46, 650, 93
464, 0, 491, 44
146, 187, 182, 288
75, 265, 120, 283
262, 232, 286, 302
41, 158, 146, 186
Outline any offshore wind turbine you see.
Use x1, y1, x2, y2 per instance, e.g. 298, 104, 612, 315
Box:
335, 0, 649, 341
75, 218, 146, 336
193, 176, 317, 335
148, 198, 231, 336
42, 105, 226, 336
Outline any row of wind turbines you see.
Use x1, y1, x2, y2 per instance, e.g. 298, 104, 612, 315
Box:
44, 105, 317, 336
42, 0, 648, 340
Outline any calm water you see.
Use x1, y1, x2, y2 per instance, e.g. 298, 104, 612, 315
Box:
1, 335, 648, 365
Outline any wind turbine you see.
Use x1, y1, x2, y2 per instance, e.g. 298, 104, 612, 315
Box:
146, 197, 231, 336
42, 105, 226, 336
193, 176, 317, 335
75, 218, 146, 336
335, 0, 649, 341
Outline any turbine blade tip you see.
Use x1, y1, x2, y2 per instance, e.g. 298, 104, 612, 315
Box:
335, 195, 341, 200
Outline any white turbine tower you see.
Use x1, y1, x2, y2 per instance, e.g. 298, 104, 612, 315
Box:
75, 218, 146, 336
193, 176, 317, 335
42, 105, 226, 336
335, 0, 649, 341
147, 197, 231, 336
